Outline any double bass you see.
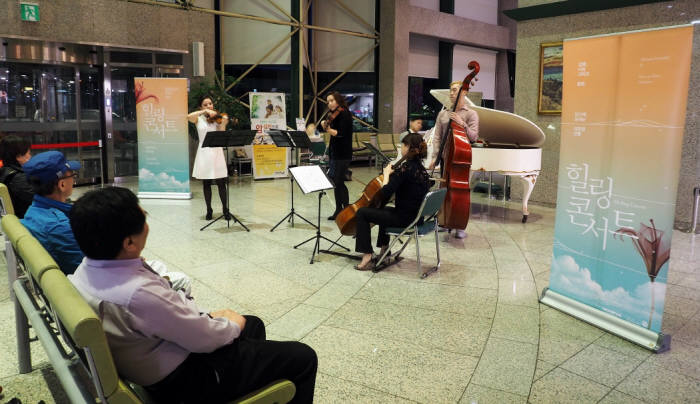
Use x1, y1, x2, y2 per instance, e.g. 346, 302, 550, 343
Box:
434, 61, 480, 231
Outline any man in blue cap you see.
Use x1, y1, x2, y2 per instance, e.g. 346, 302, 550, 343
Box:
21, 151, 83, 274
22, 151, 192, 291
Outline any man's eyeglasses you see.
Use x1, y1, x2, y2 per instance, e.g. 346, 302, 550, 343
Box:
60, 173, 78, 182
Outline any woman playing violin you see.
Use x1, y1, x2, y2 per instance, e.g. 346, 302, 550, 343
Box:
321, 91, 354, 220
187, 95, 230, 221
354, 133, 431, 271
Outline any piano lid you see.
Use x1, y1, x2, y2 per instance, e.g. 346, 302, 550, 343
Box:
430, 89, 545, 148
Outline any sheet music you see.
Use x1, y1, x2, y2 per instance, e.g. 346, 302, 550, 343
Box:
289, 165, 334, 194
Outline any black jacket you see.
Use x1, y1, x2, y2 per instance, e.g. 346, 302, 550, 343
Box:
328, 109, 354, 160
0, 163, 34, 218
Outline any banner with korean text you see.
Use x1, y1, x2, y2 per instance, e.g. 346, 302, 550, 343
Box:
544, 26, 692, 349
135, 78, 191, 199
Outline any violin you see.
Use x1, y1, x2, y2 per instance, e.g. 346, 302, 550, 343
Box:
206, 110, 229, 125
335, 149, 417, 236
320, 107, 344, 131
434, 60, 480, 231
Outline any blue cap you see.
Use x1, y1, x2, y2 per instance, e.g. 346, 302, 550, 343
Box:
24, 151, 81, 184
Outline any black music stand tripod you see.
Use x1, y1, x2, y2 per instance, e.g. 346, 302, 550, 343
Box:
289, 165, 350, 264
269, 130, 316, 232
200, 130, 256, 232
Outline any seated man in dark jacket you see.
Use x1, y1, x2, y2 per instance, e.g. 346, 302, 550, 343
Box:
0, 135, 33, 217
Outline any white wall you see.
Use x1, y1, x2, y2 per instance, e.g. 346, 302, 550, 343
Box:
222, 0, 292, 65
454, 0, 498, 25
408, 34, 439, 78
314, 0, 375, 72
409, 0, 439, 11
452, 44, 497, 100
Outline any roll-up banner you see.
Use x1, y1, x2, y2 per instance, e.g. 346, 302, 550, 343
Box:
135, 78, 192, 199
249, 92, 289, 179
542, 25, 693, 352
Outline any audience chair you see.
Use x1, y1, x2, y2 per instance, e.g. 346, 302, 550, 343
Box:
0, 183, 15, 216
4, 215, 296, 404
374, 188, 447, 278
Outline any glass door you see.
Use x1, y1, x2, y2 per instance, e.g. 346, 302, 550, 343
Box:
109, 66, 151, 177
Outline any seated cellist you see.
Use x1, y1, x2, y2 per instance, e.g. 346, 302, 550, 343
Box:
354, 133, 431, 271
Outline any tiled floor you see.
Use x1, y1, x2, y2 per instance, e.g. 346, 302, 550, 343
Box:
1, 166, 699, 403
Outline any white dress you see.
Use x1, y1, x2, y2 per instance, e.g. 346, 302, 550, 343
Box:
192, 115, 228, 179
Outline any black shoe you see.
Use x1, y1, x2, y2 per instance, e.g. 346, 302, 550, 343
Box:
223, 209, 232, 221
205, 209, 213, 220
328, 212, 340, 220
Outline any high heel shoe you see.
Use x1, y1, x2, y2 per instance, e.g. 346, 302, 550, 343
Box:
205, 208, 213, 220
354, 260, 375, 271
223, 209, 232, 221
327, 212, 339, 221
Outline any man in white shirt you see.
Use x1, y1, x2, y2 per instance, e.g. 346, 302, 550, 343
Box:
399, 115, 423, 142
68, 187, 317, 403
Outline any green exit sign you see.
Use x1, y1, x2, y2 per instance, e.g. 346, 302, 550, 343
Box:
20, 2, 40, 22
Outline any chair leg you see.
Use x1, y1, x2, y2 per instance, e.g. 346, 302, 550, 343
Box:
434, 222, 441, 269
414, 229, 422, 276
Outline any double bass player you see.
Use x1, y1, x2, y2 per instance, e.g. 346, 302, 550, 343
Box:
428, 80, 479, 239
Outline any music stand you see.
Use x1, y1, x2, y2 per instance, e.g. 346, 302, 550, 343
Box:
290, 165, 349, 264
269, 130, 316, 232
361, 141, 392, 167
200, 130, 256, 232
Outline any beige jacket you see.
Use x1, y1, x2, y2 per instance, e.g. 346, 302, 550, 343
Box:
431, 106, 479, 164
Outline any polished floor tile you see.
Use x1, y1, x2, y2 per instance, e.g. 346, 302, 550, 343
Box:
1, 169, 698, 403
458, 383, 527, 404
469, 337, 538, 396
616, 360, 700, 403
302, 325, 478, 403
325, 298, 491, 356
560, 344, 644, 387
529, 367, 610, 404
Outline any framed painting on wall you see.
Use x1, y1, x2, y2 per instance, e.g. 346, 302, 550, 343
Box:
538, 42, 563, 114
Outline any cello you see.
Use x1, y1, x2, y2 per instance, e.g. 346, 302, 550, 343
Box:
434, 61, 480, 231
335, 150, 416, 236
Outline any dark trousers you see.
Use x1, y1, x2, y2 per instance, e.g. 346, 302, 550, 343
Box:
328, 159, 350, 214
146, 316, 318, 404
355, 207, 409, 254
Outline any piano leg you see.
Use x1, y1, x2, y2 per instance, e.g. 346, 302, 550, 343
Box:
519, 174, 538, 223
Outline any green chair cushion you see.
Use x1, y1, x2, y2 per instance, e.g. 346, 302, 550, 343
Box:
0, 183, 15, 215
109, 380, 144, 404
2, 214, 30, 249
233, 379, 296, 404
17, 235, 60, 283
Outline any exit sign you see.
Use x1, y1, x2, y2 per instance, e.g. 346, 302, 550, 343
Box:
20, 2, 40, 22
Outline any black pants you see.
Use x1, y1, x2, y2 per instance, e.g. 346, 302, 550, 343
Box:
328, 159, 350, 214
355, 207, 409, 254
146, 316, 318, 404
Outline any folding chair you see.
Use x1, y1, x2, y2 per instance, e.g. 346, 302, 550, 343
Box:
374, 188, 447, 278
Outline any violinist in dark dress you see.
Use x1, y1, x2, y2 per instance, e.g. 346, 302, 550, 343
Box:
321, 91, 354, 220
354, 133, 431, 271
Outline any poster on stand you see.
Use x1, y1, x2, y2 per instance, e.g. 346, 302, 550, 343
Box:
543, 25, 693, 350
135, 78, 191, 199
249, 92, 288, 179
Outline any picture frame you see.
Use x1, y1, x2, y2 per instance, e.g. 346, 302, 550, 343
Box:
538, 41, 563, 115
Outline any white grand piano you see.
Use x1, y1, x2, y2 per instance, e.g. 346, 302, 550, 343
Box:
429, 90, 546, 223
